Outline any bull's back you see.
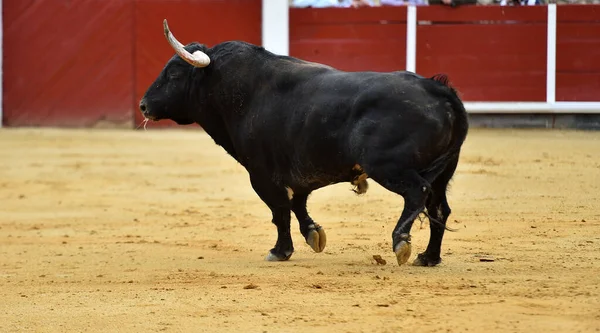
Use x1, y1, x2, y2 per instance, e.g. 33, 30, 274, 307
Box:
236, 69, 454, 185
342, 74, 456, 170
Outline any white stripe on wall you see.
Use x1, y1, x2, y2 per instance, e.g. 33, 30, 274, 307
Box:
262, 0, 289, 56
405, 5, 417, 73
546, 3, 557, 104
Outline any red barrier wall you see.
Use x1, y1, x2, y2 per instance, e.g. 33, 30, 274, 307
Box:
416, 6, 548, 102
3, 0, 135, 127
289, 5, 600, 103
3, 3, 600, 127
290, 7, 407, 72
2, 0, 261, 128
556, 5, 600, 101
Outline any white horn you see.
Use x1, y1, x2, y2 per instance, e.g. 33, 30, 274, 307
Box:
163, 19, 210, 68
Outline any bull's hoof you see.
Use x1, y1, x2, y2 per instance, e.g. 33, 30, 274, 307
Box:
394, 240, 412, 266
306, 224, 327, 253
265, 250, 293, 262
412, 253, 441, 267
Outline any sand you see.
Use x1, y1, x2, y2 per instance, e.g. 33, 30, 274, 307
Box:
1, 127, 599, 332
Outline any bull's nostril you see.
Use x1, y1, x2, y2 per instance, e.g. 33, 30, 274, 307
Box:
140, 104, 147, 112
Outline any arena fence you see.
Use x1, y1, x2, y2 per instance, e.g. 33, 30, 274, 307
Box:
274, 4, 600, 115
461, 4, 600, 114
2, 1, 600, 128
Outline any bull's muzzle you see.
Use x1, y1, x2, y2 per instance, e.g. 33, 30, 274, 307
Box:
139, 99, 155, 120
139, 99, 147, 113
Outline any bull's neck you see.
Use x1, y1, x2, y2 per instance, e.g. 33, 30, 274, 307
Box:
189, 75, 241, 162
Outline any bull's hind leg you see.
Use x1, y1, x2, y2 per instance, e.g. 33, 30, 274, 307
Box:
413, 156, 459, 267
370, 169, 431, 266
291, 191, 326, 253
249, 175, 294, 261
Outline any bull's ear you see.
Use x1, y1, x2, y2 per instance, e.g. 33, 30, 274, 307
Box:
163, 19, 210, 68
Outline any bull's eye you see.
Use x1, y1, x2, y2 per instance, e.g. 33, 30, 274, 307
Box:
166, 66, 182, 80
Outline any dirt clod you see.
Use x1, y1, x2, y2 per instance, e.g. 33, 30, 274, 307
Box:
372, 255, 387, 265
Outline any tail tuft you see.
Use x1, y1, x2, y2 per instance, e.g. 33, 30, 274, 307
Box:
430, 74, 458, 95
430, 74, 450, 87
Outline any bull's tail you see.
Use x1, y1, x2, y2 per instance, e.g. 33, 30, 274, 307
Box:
415, 74, 469, 232
418, 74, 469, 184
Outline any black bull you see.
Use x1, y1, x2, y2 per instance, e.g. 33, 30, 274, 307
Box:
139, 20, 469, 267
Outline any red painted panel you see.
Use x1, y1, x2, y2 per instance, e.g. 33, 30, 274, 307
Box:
291, 39, 406, 72
3, 0, 134, 127
290, 6, 407, 24
291, 24, 408, 40
556, 73, 600, 102
556, 22, 600, 101
134, 0, 261, 128
557, 4, 600, 22
418, 5, 547, 23
556, 23, 600, 72
417, 24, 546, 102
290, 8, 406, 73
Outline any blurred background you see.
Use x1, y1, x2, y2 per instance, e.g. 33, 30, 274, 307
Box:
2, 0, 599, 129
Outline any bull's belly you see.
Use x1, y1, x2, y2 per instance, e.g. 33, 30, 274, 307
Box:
280, 163, 367, 193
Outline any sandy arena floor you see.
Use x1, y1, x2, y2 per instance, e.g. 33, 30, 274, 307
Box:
0, 127, 599, 332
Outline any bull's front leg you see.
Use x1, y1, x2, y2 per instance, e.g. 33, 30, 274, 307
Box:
249, 174, 294, 261
291, 191, 326, 253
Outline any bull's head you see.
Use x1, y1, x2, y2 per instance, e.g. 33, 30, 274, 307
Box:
138, 20, 210, 125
